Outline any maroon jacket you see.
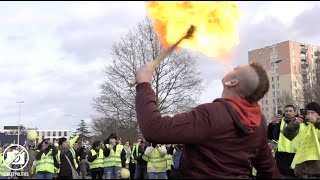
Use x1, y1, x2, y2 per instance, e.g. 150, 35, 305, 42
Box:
136, 83, 280, 179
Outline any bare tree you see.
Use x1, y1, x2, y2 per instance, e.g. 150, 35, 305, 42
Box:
278, 90, 300, 109
91, 17, 203, 136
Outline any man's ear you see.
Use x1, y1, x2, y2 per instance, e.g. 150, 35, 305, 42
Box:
224, 79, 238, 87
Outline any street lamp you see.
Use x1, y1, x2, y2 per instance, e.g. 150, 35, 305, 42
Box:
16, 101, 24, 145
272, 59, 282, 115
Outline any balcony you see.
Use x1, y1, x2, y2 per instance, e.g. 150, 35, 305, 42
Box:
301, 61, 309, 68
301, 69, 308, 76
301, 63, 309, 69
301, 48, 307, 54
315, 56, 320, 63
315, 50, 320, 57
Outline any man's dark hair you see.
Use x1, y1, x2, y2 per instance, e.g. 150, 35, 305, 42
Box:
92, 141, 101, 149
285, 105, 296, 111
107, 133, 117, 141
246, 63, 270, 103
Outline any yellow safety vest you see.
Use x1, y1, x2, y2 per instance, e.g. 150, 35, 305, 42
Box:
147, 148, 166, 168
0, 153, 11, 176
124, 148, 130, 164
70, 148, 79, 169
55, 149, 78, 173
35, 149, 55, 174
291, 123, 320, 169
252, 167, 257, 176
89, 149, 104, 169
104, 144, 123, 167
165, 154, 173, 170
278, 119, 299, 153
130, 143, 139, 164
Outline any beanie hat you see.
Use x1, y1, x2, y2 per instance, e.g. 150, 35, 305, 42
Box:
58, 137, 67, 146
306, 102, 320, 116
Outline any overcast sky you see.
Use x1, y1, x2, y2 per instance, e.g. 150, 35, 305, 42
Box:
1, 1, 320, 132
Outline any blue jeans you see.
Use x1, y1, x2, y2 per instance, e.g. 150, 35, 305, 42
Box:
148, 172, 167, 179
35, 173, 53, 179
104, 166, 121, 179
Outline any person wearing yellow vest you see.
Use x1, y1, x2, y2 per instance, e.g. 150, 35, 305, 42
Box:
123, 140, 131, 169
133, 140, 148, 179
55, 137, 78, 179
145, 143, 167, 179
103, 133, 127, 179
34, 138, 58, 179
87, 141, 104, 179
283, 102, 320, 179
165, 144, 173, 179
0, 147, 11, 178
129, 138, 142, 179
72, 141, 86, 175
268, 105, 300, 178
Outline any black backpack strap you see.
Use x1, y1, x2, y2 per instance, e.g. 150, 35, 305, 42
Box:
214, 98, 250, 136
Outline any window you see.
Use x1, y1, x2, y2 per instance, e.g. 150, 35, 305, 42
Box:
266, 107, 269, 112
273, 92, 275, 97
273, 99, 275, 103
53, 131, 56, 136
58, 131, 61, 136
295, 89, 298, 93
47, 131, 50, 136
294, 82, 297, 86
64, 131, 67, 136
272, 84, 275, 89
262, 108, 264, 112
266, 100, 268, 105
277, 76, 279, 81
277, 91, 280, 96
277, 83, 280, 88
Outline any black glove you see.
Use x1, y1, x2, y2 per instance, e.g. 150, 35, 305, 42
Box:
92, 155, 98, 160
151, 143, 157, 148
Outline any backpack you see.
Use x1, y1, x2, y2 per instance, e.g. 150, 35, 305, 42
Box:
173, 148, 182, 170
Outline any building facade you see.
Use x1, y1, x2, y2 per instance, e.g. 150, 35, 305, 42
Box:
248, 40, 320, 122
37, 130, 71, 143
0, 126, 71, 146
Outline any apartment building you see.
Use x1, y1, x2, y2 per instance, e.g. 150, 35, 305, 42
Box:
248, 40, 320, 122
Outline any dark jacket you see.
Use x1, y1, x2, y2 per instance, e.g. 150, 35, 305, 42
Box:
283, 120, 320, 177
58, 149, 75, 177
267, 122, 279, 141
103, 144, 126, 168
135, 82, 280, 179
268, 119, 295, 176
75, 146, 86, 163
133, 144, 148, 166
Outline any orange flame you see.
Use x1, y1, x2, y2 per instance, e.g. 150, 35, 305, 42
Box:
146, 1, 241, 57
